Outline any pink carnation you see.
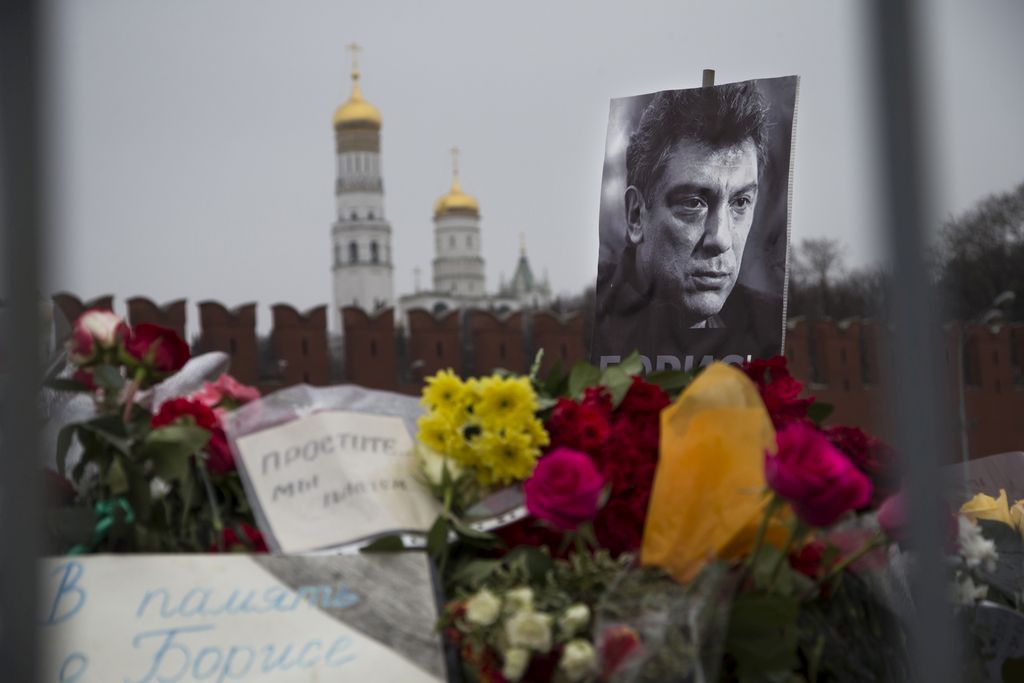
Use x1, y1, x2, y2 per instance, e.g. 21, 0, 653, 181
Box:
192, 374, 260, 414
766, 421, 873, 527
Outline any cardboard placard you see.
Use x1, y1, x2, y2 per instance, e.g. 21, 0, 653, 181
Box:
233, 411, 441, 553
40, 554, 446, 682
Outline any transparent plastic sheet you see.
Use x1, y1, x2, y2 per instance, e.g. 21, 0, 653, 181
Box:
593, 562, 735, 683
39, 351, 231, 474
220, 383, 527, 555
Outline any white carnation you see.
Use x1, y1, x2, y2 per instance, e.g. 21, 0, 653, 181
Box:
958, 516, 998, 572
559, 639, 597, 682
465, 589, 502, 626
506, 610, 553, 652
504, 587, 534, 615
558, 603, 591, 636
501, 647, 530, 682
952, 574, 989, 605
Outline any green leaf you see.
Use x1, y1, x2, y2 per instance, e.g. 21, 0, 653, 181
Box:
505, 546, 554, 583
139, 425, 210, 484
644, 369, 692, 393
600, 365, 633, 408
614, 351, 645, 377
449, 558, 502, 588
449, 515, 498, 544
541, 357, 566, 396
426, 515, 450, 559
45, 377, 92, 393
56, 425, 77, 477
726, 592, 800, 679
105, 457, 129, 494
806, 402, 834, 426
360, 535, 406, 553
567, 361, 601, 398
92, 364, 125, 391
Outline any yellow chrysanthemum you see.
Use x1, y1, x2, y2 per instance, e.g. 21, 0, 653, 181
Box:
474, 376, 537, 430
422, 369, 465, 412
416, 411, 459, 456
472, 428, 538, 487
523, 416, 550, 448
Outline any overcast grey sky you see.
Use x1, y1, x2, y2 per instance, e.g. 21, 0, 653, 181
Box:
43, 0, 1024, 326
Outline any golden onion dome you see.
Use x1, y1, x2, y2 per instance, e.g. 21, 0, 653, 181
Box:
434, 147, 480, 218
333, 48, 381, 129
433, 179, 480, 217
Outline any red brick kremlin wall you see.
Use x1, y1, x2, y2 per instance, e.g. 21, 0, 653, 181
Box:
51, 293, 1024, 460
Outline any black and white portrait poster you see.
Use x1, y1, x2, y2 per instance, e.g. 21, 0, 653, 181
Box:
592, 76, 799, 372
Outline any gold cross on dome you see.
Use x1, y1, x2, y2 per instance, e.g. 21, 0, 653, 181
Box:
347, 42, 361, 70
450, 146, 460, 180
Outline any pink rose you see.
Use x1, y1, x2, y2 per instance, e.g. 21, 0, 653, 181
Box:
68, 309, 128, 365
877, 491, 906, 541
125, 323, 191, 378
524, 447, 605, 531
765, 421, 872, 527
192, 374, 260, 413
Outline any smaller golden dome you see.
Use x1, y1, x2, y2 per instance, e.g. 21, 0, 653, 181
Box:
434, 146, 480, 218
434, 180, 480, 218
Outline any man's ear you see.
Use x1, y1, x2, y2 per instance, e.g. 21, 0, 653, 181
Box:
624, 186, 646, 245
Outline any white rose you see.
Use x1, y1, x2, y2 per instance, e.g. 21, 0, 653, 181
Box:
558, 603, 590, 636
504, 587, 534, 615
559, 639, 597, 682
505, 610, 553, 652
465, 589, 502, 626
501, 647, 531, 682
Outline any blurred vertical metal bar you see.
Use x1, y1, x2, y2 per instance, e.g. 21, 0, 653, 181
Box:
869, 1, 959, 682
0, 0, 44, 680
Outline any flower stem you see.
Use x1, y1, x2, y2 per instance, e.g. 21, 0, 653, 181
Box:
196, 459, 223, 551
768, 518, 805, 588
121, 367, 147, 424
745, 494, 782, 574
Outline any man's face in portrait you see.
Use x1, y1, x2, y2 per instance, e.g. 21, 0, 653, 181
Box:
626, 136, 759, 326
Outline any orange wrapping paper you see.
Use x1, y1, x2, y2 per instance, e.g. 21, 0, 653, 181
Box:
641, 363, 779, 582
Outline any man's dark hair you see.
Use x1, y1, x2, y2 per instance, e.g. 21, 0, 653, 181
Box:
626, 82, 770, 202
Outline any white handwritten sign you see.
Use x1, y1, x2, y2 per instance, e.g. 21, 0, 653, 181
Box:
233, 411, 441, 553
41, 554, 446, 682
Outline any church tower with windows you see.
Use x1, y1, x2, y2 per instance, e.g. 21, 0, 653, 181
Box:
331, 45, 393, 323
432, 148, 485, 298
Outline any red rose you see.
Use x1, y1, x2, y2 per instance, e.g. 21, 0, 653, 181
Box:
126, 323, 190, 377
581, 386, 613, 416
600, 625, 643, 677
743, 356, 814, 426
524, 447, 605, 531
150, 397, 235, 474
618, 377, 670, 416
72, 368, 97, 391
68, 309, 129, 366
595, 498, 645, 555
789, 539, 828, 579
765, 421, 873, 527
212, 523, 268, 552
